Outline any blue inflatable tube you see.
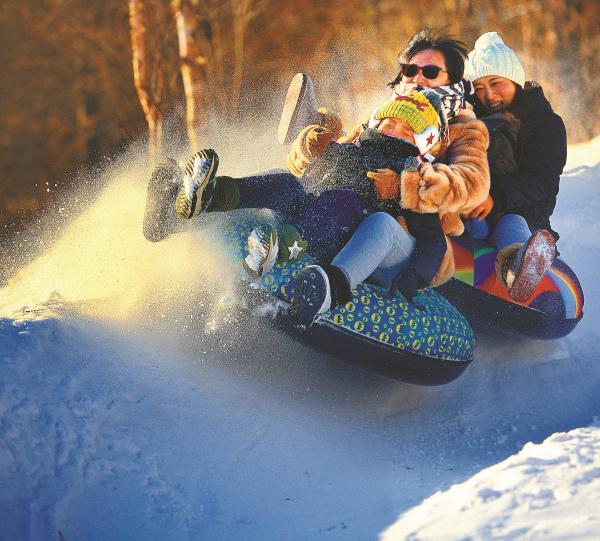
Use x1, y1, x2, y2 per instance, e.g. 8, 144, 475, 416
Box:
229, 222, 474, 385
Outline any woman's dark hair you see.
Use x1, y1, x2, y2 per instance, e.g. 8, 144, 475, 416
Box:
388, 28, 469, 87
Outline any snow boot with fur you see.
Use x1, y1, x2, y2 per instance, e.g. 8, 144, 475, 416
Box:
496, 230, 557, 302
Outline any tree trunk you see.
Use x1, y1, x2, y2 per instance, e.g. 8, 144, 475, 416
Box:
172, 0, 201, 152
230, 0, 251, 121
128, 0, 163, 158
229, 0, 269, 120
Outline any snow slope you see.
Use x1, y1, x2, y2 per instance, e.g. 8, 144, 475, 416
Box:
1, 140, 599, 540
382, 424, 600, 540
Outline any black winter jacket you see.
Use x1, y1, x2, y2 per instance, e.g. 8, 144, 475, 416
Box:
477, 83, 567, 241
301, 128, 418, 210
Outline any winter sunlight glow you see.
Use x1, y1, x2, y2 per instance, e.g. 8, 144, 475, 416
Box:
0, 161, 226, 320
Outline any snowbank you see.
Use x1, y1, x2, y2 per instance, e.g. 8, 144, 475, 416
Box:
564, 133, 600, 172
382, 424, 600, 540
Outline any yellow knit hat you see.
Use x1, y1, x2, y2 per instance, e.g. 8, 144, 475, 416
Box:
374, 91, 440, 134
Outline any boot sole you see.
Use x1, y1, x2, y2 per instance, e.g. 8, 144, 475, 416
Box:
509, 230, 557, 302
288, 266, 331, 331
175, 149, 219, 219
143, 159, 181, 242
277, 73, 318, 145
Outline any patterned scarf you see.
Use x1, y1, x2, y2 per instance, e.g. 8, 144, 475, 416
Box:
391, 81, 468, 121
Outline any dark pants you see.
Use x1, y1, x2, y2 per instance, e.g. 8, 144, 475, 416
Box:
234, 169, 364, 261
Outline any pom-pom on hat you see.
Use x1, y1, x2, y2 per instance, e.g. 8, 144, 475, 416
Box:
465, 32, 525, 87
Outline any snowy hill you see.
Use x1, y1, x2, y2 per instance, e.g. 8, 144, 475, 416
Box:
382, 424, 600, 540
1, 138, 599, 540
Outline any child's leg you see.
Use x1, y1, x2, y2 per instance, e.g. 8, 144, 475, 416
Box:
234, 169, 311, 220
490, 214, 532, 250
289, 212, 416, 330
491, 214, 556, 302
331, 212, 416, 290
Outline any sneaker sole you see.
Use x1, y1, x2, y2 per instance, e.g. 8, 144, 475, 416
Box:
288, 266, 331, 331
277, 73, 318, 145
509, 230, 557, 302
175, 149, 219, 219
143, 159, 181, 242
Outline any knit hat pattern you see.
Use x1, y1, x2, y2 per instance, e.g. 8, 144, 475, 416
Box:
465, 32, 525, 87
374, 91, 440, 133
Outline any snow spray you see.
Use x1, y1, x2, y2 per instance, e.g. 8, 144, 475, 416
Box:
0, 108, 285, 326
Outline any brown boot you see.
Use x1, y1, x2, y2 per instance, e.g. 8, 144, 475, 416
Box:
496, 230, 557, 302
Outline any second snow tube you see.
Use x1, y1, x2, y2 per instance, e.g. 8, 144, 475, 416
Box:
438, 234, 584, 339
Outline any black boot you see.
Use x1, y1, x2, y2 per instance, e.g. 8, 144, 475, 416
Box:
322, 263, 352, 307
288, 264, 351, 331
143, 159, 182, 242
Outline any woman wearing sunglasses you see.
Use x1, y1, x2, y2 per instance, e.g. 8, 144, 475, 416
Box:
307, 31, 565, 319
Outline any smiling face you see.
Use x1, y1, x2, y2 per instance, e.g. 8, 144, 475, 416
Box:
473, 75, 517, 113
377, 118, 416, 143
401, 49, 451, 88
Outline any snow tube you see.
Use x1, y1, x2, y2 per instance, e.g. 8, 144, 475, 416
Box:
228, 222, 474, 385
437, 235, 584, 339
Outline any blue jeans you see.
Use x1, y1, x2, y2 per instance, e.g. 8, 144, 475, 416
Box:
490, 214, 532, 250
329, 213, 532, 291
236, 170, 364, 260
332, 212, 416, 289
464, 214, 531, 250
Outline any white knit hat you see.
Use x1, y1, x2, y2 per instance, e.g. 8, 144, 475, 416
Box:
465, 32, 525, 87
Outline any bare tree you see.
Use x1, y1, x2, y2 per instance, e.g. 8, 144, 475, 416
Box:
172, 0, 207, 152
185, 0, 270, 122
128, 0, 164, 158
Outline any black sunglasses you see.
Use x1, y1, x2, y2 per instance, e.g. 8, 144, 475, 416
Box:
400, 63, 447, 80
